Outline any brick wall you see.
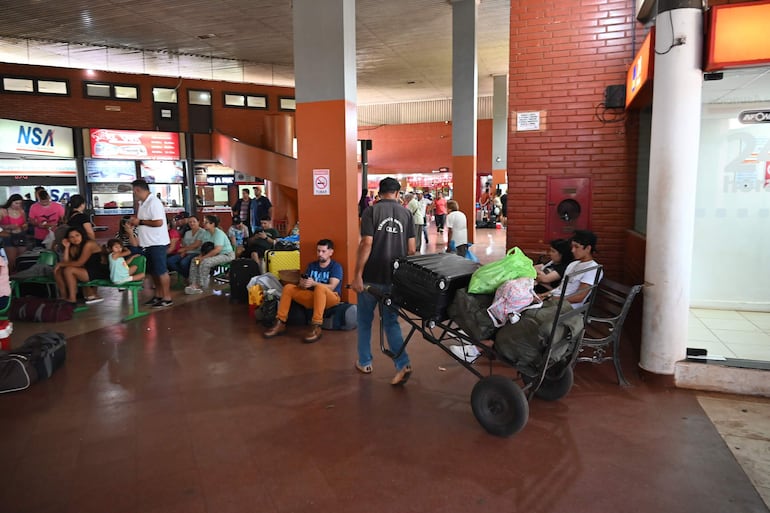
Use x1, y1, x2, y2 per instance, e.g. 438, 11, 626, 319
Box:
507, 0, 643, 279
0, 63, 294, 148
359, 120, 493, 176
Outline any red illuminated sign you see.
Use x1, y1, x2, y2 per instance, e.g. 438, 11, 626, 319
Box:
706, 0, 770, 71
89, 129, 180, 160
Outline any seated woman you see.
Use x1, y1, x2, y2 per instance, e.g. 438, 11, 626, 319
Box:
0, 247, 10, 311
53, 226, 109, 305
115, 215, 143, 255
534, 238, 573, 294
168, 216, 207, 278
184, 215, 235, 294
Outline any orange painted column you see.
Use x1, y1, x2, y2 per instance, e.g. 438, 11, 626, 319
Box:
293, 0, 359, 302
452, 0, 479, 243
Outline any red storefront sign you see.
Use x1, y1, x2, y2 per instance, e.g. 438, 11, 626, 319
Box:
706, 0, 770, 71
89, 129, 180, 160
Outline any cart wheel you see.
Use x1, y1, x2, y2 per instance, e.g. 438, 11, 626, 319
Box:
470, 375, 529, 437
524, 367, 574, 401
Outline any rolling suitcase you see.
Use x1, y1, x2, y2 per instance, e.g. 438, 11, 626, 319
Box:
265, 249, 300, 276
390, 253, 480, 321
229, 259, 261, 304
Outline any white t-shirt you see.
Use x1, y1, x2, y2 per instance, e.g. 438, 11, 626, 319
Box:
553, 259, 600, 307
445, 210, 468, 245
137, 193, 170, 247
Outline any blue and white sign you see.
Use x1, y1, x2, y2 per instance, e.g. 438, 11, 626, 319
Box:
0, 119, 74, 158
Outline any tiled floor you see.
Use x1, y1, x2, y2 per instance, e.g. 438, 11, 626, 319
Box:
1, 224, 768, 513
689, 308, 770, 361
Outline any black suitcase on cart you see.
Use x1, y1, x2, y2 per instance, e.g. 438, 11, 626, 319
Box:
229, 259, 261, 304
390, 253, 480, 321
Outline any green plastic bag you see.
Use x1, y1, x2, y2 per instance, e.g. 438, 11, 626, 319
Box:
467, 247, 536, 294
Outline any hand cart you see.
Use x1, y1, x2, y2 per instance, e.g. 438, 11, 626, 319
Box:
369, 263, 602, 437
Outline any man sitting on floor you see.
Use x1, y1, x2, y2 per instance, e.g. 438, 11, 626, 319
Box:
264, 238, 342, 343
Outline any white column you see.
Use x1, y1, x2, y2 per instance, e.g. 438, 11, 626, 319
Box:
640, 4, 703, 374
492, 75, 508, 169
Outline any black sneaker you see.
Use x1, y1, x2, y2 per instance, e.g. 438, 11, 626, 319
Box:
152, 299, 173, 308
144, 296, 161, 306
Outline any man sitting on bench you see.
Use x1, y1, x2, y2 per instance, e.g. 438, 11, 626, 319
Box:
264, 238, 342, 343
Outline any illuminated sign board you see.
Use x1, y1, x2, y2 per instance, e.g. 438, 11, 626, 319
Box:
0, 119, 74, 158
626, 29, 654, 109
89, 129, 180, 160
140, 160, 185, 183
706, 0, 770, 71
85, 160, 137, 183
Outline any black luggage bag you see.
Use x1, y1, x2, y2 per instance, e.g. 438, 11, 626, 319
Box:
390, 253, 480, 321
229, 259, 261, 304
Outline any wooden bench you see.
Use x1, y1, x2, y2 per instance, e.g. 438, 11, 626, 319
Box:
577, 277, 643, 386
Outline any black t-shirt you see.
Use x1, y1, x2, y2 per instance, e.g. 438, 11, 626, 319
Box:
68, 212, 90, 230
534, 260, 569, 293
360, 199, 415, 284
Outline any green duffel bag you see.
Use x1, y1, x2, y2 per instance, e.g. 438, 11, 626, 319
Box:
447, 288, 496, 342
493, 301, 584, 373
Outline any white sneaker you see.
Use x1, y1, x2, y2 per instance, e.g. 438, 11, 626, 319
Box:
450, 344, 481, 363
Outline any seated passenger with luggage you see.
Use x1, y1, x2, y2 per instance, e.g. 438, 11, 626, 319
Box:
546, 230, 601, 308
244, 215, 280, 269
264, 238, 343, 343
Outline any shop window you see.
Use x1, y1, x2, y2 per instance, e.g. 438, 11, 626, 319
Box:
223, 92, 268, 109
84, 82, 139, 100
188, 89, 211, 106
153, 87, 177, 103
279, 97, 296, 111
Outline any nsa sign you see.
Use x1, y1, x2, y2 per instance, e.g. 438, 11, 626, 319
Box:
0, 119, 74, 157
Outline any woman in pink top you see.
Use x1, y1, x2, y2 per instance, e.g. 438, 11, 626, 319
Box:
0, 193, 29, 271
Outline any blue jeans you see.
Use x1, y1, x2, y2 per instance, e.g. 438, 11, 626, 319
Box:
167, 253, 196, 277
357, 284, 410, 371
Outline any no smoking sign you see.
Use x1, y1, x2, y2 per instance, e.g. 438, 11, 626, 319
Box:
313, 169, 330, 195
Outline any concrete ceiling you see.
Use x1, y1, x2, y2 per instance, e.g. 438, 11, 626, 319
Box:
0, 0, 767, 107
0, 0, 510, 105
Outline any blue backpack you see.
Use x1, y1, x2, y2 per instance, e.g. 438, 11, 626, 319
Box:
322, 303, 357, 331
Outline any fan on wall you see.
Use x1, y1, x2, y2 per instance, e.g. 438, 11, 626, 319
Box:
556, 199, 581, 222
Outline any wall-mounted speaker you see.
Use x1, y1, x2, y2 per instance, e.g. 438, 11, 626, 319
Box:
604, 85, 626, 109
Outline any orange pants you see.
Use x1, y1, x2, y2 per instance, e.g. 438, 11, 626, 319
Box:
276, 284, 340, 325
